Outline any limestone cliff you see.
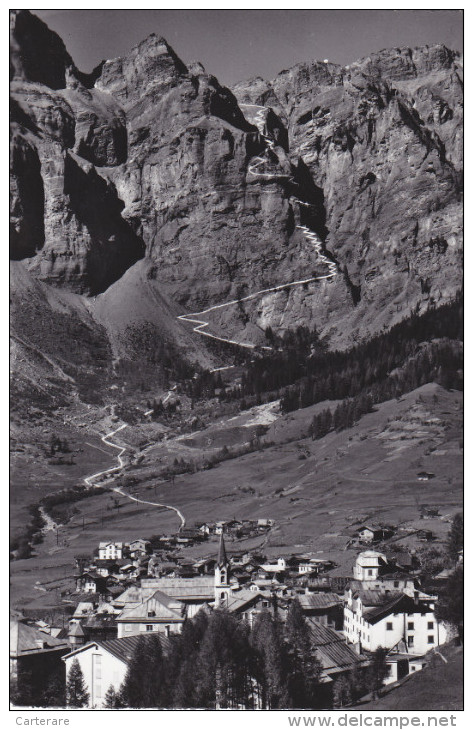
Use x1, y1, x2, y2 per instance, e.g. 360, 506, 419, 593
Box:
10, 10, 463, 372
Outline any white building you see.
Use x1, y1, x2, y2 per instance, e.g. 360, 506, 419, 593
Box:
62, 635, 168, 708
344, 588, 448, 655
98, 542, 123, 560
116, 589, 186, 638
261, 557, 286, 573
353, 550, 387, 581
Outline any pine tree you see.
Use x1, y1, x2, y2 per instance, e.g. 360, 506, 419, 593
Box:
434, 566, 463, 642
447, 513, 463, 563
251, 611, 289, 708
66, 658, 89, 707
332, 675, 352, 708
284, 599, 321, 708
121, 635, 165, 708
367, 647, 389, 700
103, 685, 119, 708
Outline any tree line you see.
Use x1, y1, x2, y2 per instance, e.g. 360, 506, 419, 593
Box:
65, 601, 389, 710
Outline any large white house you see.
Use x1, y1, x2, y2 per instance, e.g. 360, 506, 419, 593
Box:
98, 542, 123, 560
116, 589, 186, 638
344, 588, 448, 654
62, 635, 168, 708
353, 550, 388, 581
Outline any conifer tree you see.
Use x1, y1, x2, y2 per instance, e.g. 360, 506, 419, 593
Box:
103, 685, 121, 708
284, 599, 321, 708
251, 611, 289, 708
66, 658, 89, 707
121, 635, 166, 708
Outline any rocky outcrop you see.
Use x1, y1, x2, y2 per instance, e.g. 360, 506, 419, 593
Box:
233, 45, 463, 345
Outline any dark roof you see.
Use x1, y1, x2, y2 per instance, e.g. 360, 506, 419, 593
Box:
298, 592, 343, 610
99, 634, 171, 664
306, 620, 366, 675
10, 621, 69, 657
217, 533, 228, 567
63, 634, 172, 665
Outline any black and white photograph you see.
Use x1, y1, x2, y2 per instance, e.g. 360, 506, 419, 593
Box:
9, 5, 464, 715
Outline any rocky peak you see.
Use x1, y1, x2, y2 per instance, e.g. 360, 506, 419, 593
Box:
96, 33, 189, 106
10, 9, 75, 89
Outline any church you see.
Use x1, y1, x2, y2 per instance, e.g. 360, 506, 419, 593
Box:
114, 533, 233, 637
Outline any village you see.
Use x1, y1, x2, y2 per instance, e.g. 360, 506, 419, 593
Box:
10, 512, 463, 709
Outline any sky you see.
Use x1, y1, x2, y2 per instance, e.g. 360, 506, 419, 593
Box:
34, 9, 463, 87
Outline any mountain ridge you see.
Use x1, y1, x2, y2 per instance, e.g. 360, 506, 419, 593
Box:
10, 10, 463, 410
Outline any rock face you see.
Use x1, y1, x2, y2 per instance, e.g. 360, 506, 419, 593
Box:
233, 46, 463, 344
10, 10, 463, 357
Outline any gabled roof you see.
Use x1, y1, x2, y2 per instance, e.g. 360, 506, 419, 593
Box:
226, 590, 265, 613
10, 620, 69, 657
363, 594, 412, 624
116, 589, 186, 623
62, 634, 172, 665
306, 620, 367, 675
298, 592, 343, 610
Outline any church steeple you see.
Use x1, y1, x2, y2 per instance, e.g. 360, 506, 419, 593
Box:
214, 532, 230, 607
217, 531, 228, 567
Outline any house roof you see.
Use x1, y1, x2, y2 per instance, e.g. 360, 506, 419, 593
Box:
226, 590, 265, 613
306, 620, 366, 675
363, 594, 411, 624
10, 620, 69, 657
298, 592, 343, 610
68, 622, 85, 637
116, 590, 186, 623
62, 634, 172, 665
140, 577, 215, 601
353, 590, 404, 607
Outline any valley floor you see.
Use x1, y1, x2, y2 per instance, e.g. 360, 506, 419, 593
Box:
10, 382, 462, 612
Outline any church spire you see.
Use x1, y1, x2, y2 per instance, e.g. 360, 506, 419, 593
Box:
217, 531, 228, 567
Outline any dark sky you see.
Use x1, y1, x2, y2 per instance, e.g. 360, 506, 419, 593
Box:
35, 9, 463, 87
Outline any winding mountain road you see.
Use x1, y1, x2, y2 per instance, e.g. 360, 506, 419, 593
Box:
177, 103, 337, 350
82, 416, 186, 531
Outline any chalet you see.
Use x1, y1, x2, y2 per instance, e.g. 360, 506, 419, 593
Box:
98, 542, 123, 560
417, 472, 435, 481
75, 571, 108, 595
355, 526, 393, 544
417, 529, 434, 541
116, 589, 186, 638
62, 634, 170, 708
127, 539, 150, 558
298, 592, 344, 630
344, 589, 448, 654
10, 620, 69, 703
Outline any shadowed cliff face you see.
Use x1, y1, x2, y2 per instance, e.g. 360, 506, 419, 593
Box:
10, 10, 462, 351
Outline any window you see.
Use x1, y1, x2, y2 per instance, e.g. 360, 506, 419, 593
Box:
427, 635, 434, 644
367, 569, 373, 576
165, 625, 170, 637
394, 581, 399, 588
146, 624, 153, 632
408, 636, 414, 647
408, 622, 414, 631
262, 601, 269, 608
386, 622, 393, 630
428, 621, 434, 630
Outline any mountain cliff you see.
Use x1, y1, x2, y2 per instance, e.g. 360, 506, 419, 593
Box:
10, 10, 463, 408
